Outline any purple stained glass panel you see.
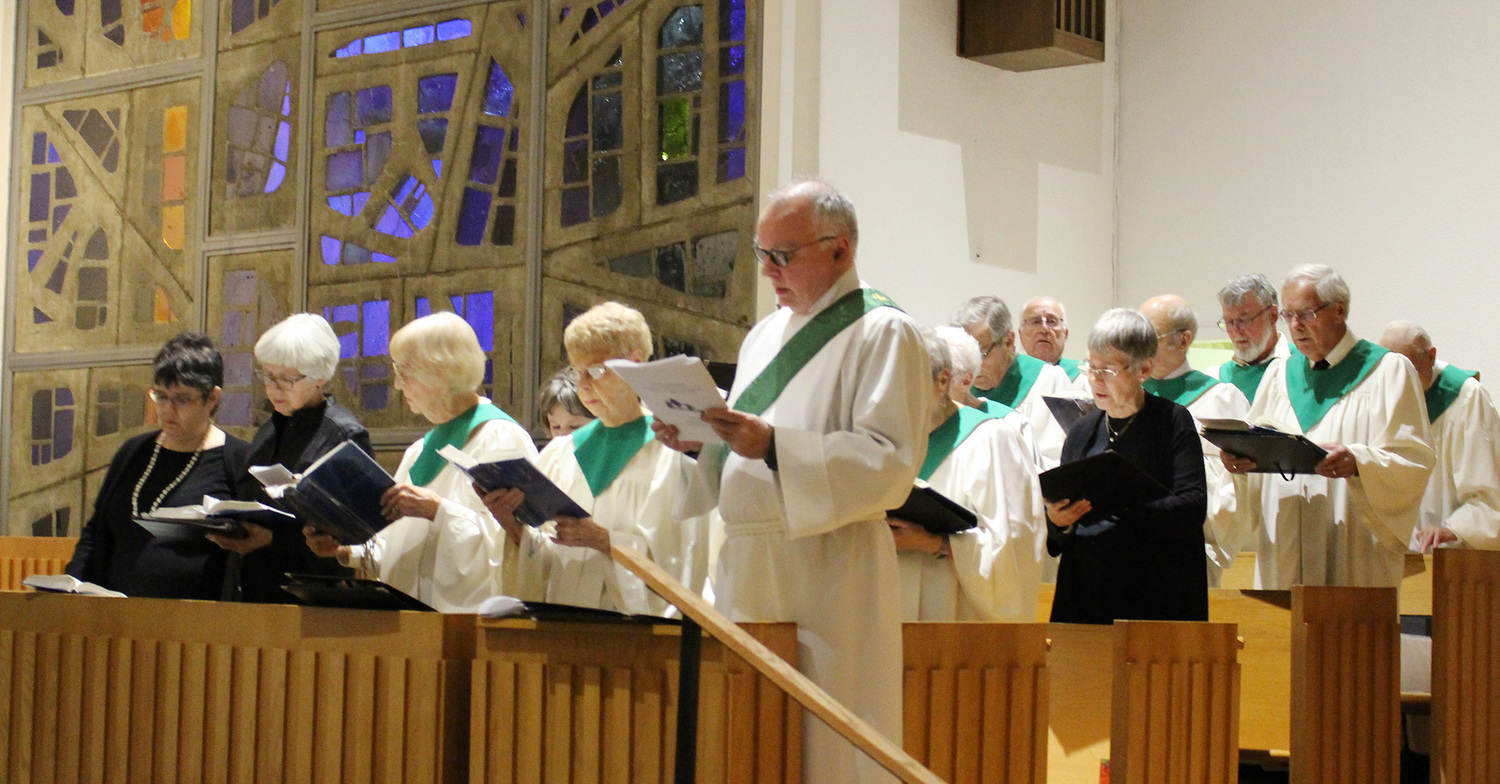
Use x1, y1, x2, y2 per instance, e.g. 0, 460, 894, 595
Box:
274, 121, 291, 161
221, 311, 243, 346
372, 252, 396, 263
30, 174, 51, 222
403, 25, 436, 48
561, 187, 591, 227
226, 270, 257, 306
415, 297, 432, 318
362, 300, 390, 356
32, 133, 46, 166
27, 250, 43, 272
375, 205, 411, 237
717, 147, 746, 182
436, 19, 473, 41
356, 86, 393, 128
410, 190, 434, 229
566, 88, 589, 137
328, 194, 352, 214
223, 352, 254, 386
365, 133, 392, 185
721, 0, 746, 40
484, 62, 515, 117
56, 387, 74, 407
418, 74, 459, 115
52, 205, 70, 232
468, 126, 506, 185
47, 143, 61, 164
720, 79, 745, 142
266, 162, 287, 192
562, 139, 588, 183
325, 92, 352, 146
325, 150, 363, 190
32, 390, 52, 441
320, 235, 342, 265
364, 31, 401, 54
721, 45, 745, 75
361, 384, 388, 410
54, 408, 74, 459
220, 392, 252, 427
29, 229, 48, 243
466, 292, 495, 351
455, 188, 492, 246
418, 119, 449, 154
33, 307, 52, 324
341, 243, 372, 265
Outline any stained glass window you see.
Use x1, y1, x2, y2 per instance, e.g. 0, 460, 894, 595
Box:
716, 0, 748, 183
561, 48, 624, 226
230, 0, 283, 34
95, 384, 147, 437
142, 0, 193, 42
31, 508, 72, 537
457, 61, 521, 246
332, 19, 472, 58
226, 61, 292, 197
606, 229, 737, 297
323, 299, 392, 412
656, 6, 703, 204
162, 105, 189, 249
30, 388, 76, 466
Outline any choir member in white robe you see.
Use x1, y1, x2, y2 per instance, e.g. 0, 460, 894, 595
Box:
1020, 296, 1084, 383
484, 303, 708, 615
306, 313, 537, 612
1141, 294, 1251, 586
1379, 322, 1500, 551
953, 296, 1075, 469
1215, 273, 1294, 403
890, 328, 1044, 622
1221, 266, 1434, 588
657, 182, 930, 784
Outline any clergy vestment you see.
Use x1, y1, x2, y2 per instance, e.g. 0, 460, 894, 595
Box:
345, 403, 538, 612
1218, 333, 1294, 403
973, 353, 1075, 469
513, 415, 710, 615
1144, 364, 1250, 587
899, 409, 1045, 622
1226, 332, 1434, 588
1416, 361, 1500, 550
694, 268, 929, 784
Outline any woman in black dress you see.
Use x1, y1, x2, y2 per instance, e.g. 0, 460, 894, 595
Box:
1046, 308, 1208, 624
66, 334, 250, 599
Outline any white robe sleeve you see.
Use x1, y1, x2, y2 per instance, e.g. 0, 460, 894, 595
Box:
1343, 357, 1436, 548
1429, 379, 1500, 549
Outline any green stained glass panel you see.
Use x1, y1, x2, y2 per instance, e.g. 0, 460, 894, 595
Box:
660, 98, 692, 160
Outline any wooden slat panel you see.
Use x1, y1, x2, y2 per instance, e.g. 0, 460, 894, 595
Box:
516, 661, 545, 784
546, 663, 575, 784
56, 634, 85, 784
1431, 549, 1500, 784
104, 636, 132, 784
229, 646, 261, 784
204, 644, 235, 784
127, 639, 158, 784
344, 654, 377, 784
926, 667, 956, 781
0, 630, 12, 781
696, 665, 726, 784
603, 667, 633, 784
33, 633, 60, 784
313, 653, 346, 784
255, 647, 288, 784
0, 538, 77, 591
285, 650, 319, 784
10, 632, 37, 784
574, 666, 603, 784
725, 669, 755, 784
405, 658, 441, 784
633, 667, 663, 784
373, 656, 407, 784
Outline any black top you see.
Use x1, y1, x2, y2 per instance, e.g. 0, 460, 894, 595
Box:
233, 397, 373, 602
67, 431, 251, 600
1048, 393, 1209, 625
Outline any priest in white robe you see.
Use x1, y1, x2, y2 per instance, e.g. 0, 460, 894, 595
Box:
1141, 294, 1251, 586
1221, 266, 1434, 588
890, 328, 1044, 622
657, 181, 929, 784
1215, 273, 1294, 403
484, 302, 709, 615
953, 295, 1075, 468
306, 313, 538, 612
1380, 321, 1500, 551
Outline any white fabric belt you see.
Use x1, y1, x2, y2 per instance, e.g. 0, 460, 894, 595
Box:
722, 519, 785, 537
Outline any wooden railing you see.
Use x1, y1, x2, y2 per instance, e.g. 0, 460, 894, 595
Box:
1430, 549, 1500, 784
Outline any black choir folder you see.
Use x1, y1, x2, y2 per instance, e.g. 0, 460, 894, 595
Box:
1044, 395, 1097, 433
1038, 450, 1170, 521
437, 445, 588, 527
257, 441, 396, 545
1199, 418, 1327, 475
887, 484, 977, 535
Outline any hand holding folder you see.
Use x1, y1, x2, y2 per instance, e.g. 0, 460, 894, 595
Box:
1038, 451, 1170, 523
1199, 418, 1327, 477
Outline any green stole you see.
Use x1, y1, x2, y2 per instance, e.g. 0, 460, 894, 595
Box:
1219, 360, 1272, 403
975, 353, 1048, 409
1425, 364, 1478, 424
408, 402, 515, 487
979, 399, 1015, 418
1284, 340, 1388, 432
732, 288, 901, 416
919, 406, 1001, 481
1057, 357, 1082, 381
1143, 370, 1221, 407
571, 415, 655, 497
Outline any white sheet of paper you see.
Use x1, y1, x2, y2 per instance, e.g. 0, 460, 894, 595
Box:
605, 355, 726, 443
249, 464, 297, 498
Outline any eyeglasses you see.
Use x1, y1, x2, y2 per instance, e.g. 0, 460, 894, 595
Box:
1078, 363, 1123, 381
1279, 303, 1332, 324
255, 369, 307, 390
1022, 315, 1064, 329
563, 364, 610, 383
1156, 328, 1186, 342
752, 235, 838, 268
1216, 306, 1275, 332
147, 389, 203, 409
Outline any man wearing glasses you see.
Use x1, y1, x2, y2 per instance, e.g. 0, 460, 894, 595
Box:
1140, 294, 1250, 587
1018, 297, 1083, 382
1215, 273, 1293, 402
1220, 265, 1434, 588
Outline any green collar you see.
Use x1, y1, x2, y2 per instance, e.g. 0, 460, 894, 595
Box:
409, 402, 516, 487
975, 353, 1047, 409
1425, 364, 1478, 423
919, 406, 1002, 481
1143, 369, 1221, 407
1219, 360, 1272, 403
1057, 357, 1082, 381
978, 399, 1015, 418
1284, 340, 1388, 432
572, 414, 655, 497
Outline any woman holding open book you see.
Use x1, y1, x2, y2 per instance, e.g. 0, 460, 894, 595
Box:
66, 334, 251, 599
303, 312, 537, 612
1044, 309, 1209, 624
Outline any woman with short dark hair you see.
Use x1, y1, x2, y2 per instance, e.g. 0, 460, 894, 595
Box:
66, 333, 251, 599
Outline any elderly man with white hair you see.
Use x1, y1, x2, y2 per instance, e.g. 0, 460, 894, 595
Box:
888, 327, 1044, 622
1019, 296, 1082, 381
953, 296, 1073, 469
1216, 273, 1293, 403
1221, 266, 1434, 588
1379, 321, 1500, 552
1139, 294, 1249, 586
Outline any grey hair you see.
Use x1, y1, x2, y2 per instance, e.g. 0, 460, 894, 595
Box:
1217, 273, 1279, 311
1284, 264, 1351, 308
1088, 309, 1158, 369
767, 179, 859, 244
254, 313, 341, 382
1380, 320, 1432, 352
537, 368, 591, 421
917, 326, 952, 381
951, 296, 1013, 342
934, 325, 982, 379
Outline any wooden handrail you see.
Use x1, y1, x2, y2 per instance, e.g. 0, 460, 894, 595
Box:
610, 543, 946, 784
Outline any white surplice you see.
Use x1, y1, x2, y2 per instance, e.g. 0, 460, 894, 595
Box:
1226, 332, 1435, 588
345, 411, 538, 612
1012, 362, 1076, 471
692, 268, 930, 784
1417, 362, 1500, 550
511, 430, 709, 615
899, 414, 1045, 622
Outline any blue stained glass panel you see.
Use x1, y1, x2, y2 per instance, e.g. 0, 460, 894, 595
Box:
455, 188, 492, 245
415, 297, 432, 318
436, 19, 472, 41
372, 252, 396, 263
468, 126, 506, 185
581, 8, 599, 33
658, 52, 703, 94
328, 303, 359, 324
361, 384, 387, 411
355, 130, 365, 143
375, 205, 411, 237
356, 86, 393, 127
466, 292, 495, 351
47, 144, 60, 164
660, 6, 704, 48
341, 243, 372, 265
484, 62, 515, 117
353, 192, 370, 213
432, 159, 443, 178
363, 301, 390, 356
717, 147, 745, 182
721, 79, 745, 142
721, 45, 745, 75
411, 191, 434, 229
364, 32, 401, 54
320, 235, 342, 265
403, 25, 435, 47
599, 1, 616, 16
325, 93, 352, 146
418, 74, 459, 115
27, 250, 43, 271
449, 295, 463, 313
282, 87, 291, 116
274, 121, 291, 161
566, 88, 589, 137
721, 0, 746, 41
325, 150, 363, 190
267, 162, 286, 192
334, 39, 363, 58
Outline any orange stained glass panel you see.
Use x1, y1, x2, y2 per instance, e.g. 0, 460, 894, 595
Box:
143, 6, 165, 35
162, 155, 186, 201
153, 287, 177, 324
162, 205, 186, 249
163, 106, 188, 153
172, 1, 192, 40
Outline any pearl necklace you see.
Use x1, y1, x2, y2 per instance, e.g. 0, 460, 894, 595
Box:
131, 438, 205, 516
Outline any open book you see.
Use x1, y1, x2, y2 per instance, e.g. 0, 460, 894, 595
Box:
135, 495, 297, 541
603, 355, 727, 443
1199, 418, 1327, 476
438, 445, 588, 527
887, 482, 978, 535
253, 441, 396, 545
23, 574, 126, 597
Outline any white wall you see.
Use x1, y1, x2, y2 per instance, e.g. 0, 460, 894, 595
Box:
1117, 0, 1500, 376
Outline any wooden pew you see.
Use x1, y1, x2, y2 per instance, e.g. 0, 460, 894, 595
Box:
0, 536, 77, 590
1218, 552, 1434, 615
470, 618, 801, 784
1429, 549, 1500, 783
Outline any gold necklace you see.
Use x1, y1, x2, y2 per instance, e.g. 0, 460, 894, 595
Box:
1106, 413, 1136, 443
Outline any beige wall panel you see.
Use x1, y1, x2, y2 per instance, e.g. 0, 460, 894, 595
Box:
121, 79, 201, 305
83, 0, 205, 78
6, 482, 86, 538
82, 364, 157, 473
218, 0, 303, 51
24, 0, 87, 87
211, 39, 302, 234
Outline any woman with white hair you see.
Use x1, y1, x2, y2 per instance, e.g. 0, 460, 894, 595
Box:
305, 312, 537, 612
1046, 308, 1208, 624
212, 313, 372, 601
